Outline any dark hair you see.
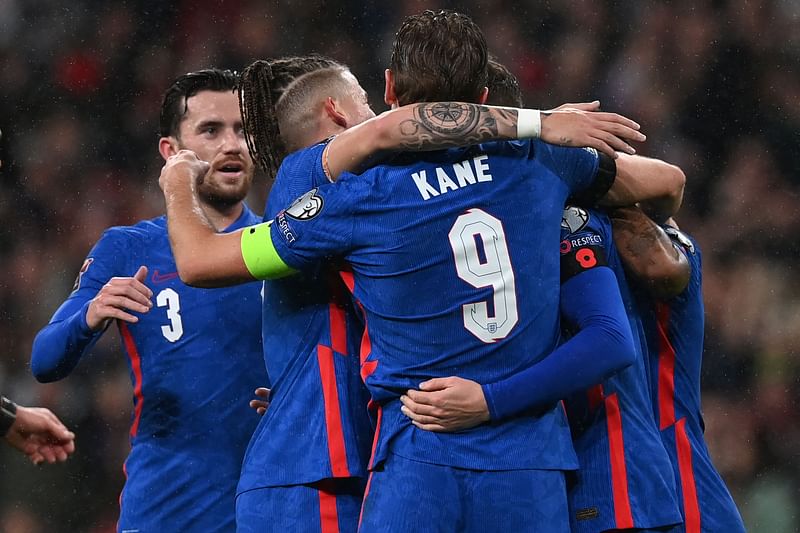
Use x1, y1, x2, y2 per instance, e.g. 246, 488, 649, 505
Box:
239, 55, 342, 179
487, 57, 523, 107
159, 69, 239, 138
390, 9, 488, 106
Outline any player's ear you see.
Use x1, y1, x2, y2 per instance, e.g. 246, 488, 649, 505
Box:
158, 136, 179, 161
324, 97, 348, 129
384, 68, 398, 109
478, 87, 489, 105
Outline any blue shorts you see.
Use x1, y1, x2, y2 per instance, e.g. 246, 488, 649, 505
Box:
358, 453, 570, 533
236, 478, 364, 533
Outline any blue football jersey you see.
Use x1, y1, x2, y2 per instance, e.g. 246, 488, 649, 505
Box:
637, 228, 745, 532
238, 142, 373, 495
269, 140, 609, 472
559, 207, 683, 532
32, 207, 265, 533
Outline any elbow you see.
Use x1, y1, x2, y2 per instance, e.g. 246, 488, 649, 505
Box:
175, 260, 211, 288
603, 319, 636, 375
639, 254, 691, 300
174, 255, 230, 288
659, 164, 686, 219
30, 350, 59, 384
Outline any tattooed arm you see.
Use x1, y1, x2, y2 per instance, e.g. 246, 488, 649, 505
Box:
609, 206, 690, 299
324, 102, 645, 180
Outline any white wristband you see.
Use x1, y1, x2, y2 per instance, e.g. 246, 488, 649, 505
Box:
516, 109, 541, 139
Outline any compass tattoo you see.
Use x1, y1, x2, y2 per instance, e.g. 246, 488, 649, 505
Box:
396, 102, 518, 151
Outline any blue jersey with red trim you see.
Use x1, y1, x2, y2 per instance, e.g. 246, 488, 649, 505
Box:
31, 207, 265, 533
559, 207, 682, 532
269, 140, 610, 472
637, 228, 745, 532
237, 142, 373, 495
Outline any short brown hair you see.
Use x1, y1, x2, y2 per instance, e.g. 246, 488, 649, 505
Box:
390, 10, 488, 106
487, 57, 523, 107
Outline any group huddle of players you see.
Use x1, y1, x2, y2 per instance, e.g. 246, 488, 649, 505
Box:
30, 9, 745, 533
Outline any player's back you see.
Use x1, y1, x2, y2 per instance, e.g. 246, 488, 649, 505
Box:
238, 143, 372, 494
560, 208, 682, 532
273, 139, 606, 471
637, 228, 745, 532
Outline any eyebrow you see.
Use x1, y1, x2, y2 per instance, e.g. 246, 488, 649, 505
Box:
195, 119, 225, 131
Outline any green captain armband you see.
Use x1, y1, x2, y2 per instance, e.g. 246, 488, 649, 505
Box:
240, 222, 297, 280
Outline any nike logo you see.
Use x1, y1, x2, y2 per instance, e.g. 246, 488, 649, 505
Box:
151, 270, 180, 284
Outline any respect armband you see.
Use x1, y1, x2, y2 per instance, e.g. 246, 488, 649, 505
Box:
240, 222, 296, 280
560, 242, 608, 283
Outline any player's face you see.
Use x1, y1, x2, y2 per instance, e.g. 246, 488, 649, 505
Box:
176, 90, 255, 206
338, 71, 375, 127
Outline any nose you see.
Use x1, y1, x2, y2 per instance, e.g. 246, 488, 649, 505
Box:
221, 127, 245, 154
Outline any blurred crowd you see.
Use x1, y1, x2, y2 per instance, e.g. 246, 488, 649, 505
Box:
0, 0, 797, 531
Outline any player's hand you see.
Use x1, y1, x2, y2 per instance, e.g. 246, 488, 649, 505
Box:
5, 405, 76, 465
86, 265, 153, 331
249, 387, 270, 416
400, 377, 490, 432
540, 100, 646, 159
158, 150, 210, 192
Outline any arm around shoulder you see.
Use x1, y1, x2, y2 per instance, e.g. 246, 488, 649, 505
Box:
610, 207, 691, 299
601, 153, 686, 221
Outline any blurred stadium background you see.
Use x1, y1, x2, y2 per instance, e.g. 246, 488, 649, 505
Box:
0, 0, 797, 531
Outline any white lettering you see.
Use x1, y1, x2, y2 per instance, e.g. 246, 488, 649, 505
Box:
452, 160, 476, 187
436, 167, 459, 193
474, 155, 492, 182
412, 170, 439, 200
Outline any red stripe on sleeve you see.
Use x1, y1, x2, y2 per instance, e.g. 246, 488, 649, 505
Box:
317, 479, 341, 533
605, 392, 634, 529
317, 345, 351, 478
675, 418, 701, 533
656, 302, 677, 429
118, 322, 144, 439
329, 303, 348, 355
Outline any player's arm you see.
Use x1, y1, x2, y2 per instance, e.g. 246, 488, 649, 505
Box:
159, 151, 296, 287
2, 396, 76, 465
324, 102, 646, 180
401, 260, 636, 432
600, 152, 686, 221
609, 206, 691, 299
31, 240, 152, 382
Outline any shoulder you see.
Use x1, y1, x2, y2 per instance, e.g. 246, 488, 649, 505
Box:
98, 218, 162, 244
561, 206, 608, 236
280, 143, 327, 174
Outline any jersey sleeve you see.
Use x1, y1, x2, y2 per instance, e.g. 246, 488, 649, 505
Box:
265, 143, 330, 219
536, 141, 616, 206
267, 175, 369, 273
30, 229, 130, 382
481, 207, 635, 420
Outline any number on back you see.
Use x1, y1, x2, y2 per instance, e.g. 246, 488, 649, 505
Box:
448, 209, 518, 343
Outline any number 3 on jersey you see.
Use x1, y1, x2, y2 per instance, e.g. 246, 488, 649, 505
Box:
156, 288, 184, 342
448, 209, 518, 343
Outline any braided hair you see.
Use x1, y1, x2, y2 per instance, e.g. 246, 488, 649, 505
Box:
239, 55, 341, 179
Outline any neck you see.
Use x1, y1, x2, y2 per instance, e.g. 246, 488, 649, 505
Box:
197, 199, 244, 231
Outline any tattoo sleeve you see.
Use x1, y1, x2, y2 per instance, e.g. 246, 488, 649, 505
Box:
396, 103, 518, 150
609, 206, 689, 298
